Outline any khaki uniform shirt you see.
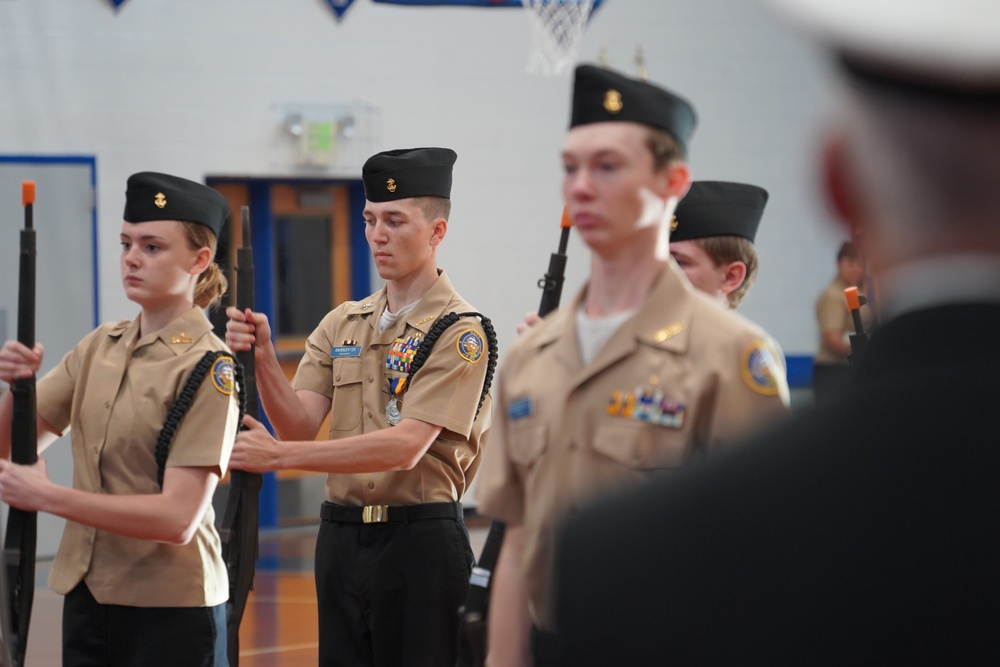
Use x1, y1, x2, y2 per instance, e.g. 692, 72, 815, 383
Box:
476, 264, 790, 629
37, 307, 240, 607
815, 277, 873, 364
291, 270, 492, 505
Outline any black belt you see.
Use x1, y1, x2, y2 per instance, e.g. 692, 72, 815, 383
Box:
320, 501, 461, 524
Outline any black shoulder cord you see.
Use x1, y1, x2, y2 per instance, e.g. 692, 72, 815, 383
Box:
154, 350, 246, 488
404, 311, 498, 419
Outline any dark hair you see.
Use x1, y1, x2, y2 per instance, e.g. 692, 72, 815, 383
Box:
837, 241, 859, 262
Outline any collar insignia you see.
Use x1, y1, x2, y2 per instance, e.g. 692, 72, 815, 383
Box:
654, 323, 684, 342
169, 332, 193, 344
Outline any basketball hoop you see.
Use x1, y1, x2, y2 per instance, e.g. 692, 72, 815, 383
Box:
521, 0, 597, 76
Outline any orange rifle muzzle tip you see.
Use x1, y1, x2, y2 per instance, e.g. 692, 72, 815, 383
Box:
560, 206, 572, 229
844, 286, 861, 311
22, 181, 36, 206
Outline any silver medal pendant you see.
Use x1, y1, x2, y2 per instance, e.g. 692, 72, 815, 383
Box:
386, 396, 401, 426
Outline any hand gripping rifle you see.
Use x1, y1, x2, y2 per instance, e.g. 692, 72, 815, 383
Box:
457, 208, 573, 667
219, 207, 262, 666
2, 182, 39, 667
843, 286, 869, 364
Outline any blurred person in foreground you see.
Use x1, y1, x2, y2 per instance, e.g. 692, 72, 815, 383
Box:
555, 0, 1000, 664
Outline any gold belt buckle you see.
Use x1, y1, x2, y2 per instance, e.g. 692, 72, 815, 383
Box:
362, 505, 389, 524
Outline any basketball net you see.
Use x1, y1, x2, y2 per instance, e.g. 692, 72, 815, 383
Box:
521, 0, 596, 76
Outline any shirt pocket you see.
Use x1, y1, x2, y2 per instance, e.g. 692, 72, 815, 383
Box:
330, 359, 364, 433
507, 422, 548, 469
590, 419, 689, 470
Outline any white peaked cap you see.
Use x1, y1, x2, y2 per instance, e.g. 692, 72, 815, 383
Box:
763, 0, 1000, 89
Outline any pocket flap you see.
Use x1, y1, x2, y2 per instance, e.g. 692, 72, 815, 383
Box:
591, 420, 688, 469
332, 359, 364, 387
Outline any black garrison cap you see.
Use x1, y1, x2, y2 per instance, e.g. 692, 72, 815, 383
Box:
570, 64, 697, 154
123, 172, 229, 237
670, 181, 769, 244
362, 147, 457, 203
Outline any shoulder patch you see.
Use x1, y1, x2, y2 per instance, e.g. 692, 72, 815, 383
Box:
740, 340, 781, 396
211, 356, 235, 395
456, 329, 484, 363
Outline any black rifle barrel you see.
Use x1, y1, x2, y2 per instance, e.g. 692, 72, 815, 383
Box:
537, 226, 571, 319
221, 206, 262, 666
4, 181, 39, 667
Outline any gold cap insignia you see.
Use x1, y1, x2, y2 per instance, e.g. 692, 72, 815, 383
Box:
386, 178, 397, 193
604, 89, 623, 114
169, 332, 193, 344
154, 192, 167, 209
670, 215, 679, 232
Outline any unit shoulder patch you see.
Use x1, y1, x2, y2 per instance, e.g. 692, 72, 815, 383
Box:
456, 329, 484, 363
211, 356, 235, 396
740, 340, 781, 396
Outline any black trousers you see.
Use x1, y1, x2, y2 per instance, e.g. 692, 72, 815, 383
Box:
62, 582, 228, 667
314, 503, 474, 667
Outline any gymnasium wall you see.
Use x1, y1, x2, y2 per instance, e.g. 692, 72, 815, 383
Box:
0, 0, 845, 357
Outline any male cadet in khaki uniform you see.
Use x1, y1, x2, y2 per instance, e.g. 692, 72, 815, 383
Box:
669, 180, 770, 310
225, 148, 494, 667
475, 65, 790, 667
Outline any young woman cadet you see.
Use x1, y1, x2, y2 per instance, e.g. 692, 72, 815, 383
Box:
0, 172, 240, 666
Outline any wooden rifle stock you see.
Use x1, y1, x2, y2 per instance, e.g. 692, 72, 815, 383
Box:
220, 206, 262, 666
457, 208, 573, 667
2, 181, 39, 667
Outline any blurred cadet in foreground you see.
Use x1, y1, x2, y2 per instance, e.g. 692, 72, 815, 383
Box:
476, 63, 789, 667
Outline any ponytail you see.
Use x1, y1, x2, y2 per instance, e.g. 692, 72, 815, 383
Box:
181, 221, 229, 310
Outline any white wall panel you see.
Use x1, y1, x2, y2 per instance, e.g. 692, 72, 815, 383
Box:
0, 0, 846, 356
